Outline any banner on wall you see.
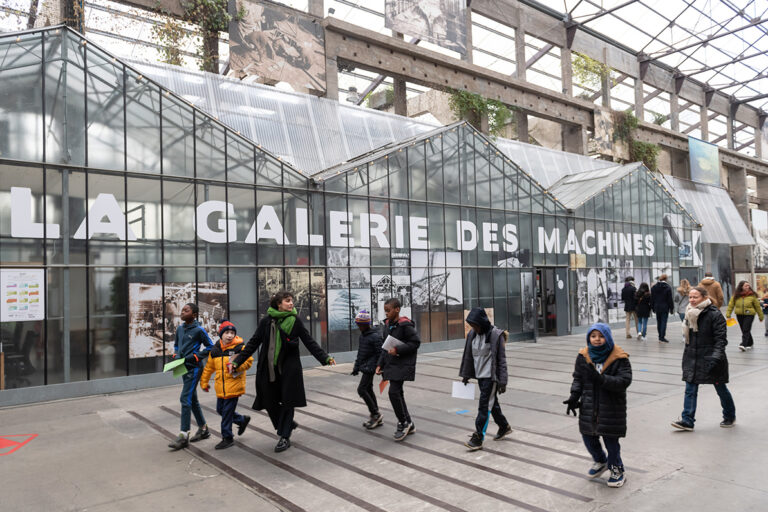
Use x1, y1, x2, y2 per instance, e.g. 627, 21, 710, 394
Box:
384, 0, 467, 54
762, 117, 768, 163
689, 136, 720, 187
752, 209, 768, 269
0, 269, 44, 322
129, 282, 227, 359
229, 0, 326, 93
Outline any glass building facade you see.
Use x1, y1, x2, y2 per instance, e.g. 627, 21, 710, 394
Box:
0, 27, 701, 391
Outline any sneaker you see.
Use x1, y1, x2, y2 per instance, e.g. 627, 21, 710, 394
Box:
659, 338, 669, 344
189, 425, 210, 442
588, 461, 607, 478
607, 466, 626, 487
237, 416, 251, 436
671, 420, 694, 431
274, 437, 291, 452
493, 424, 513, 440
393, 421, 415, 441
746, 346, 753, 351
363, 413, 383, 430
720, 418, 736, 428
739, 345, 746, 352
168, 433, 189, 451
215, 437, 234, 450
464, 432, 483, 451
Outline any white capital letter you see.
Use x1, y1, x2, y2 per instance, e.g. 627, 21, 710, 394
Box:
196, 201, 236, 243
11, 187, 60, 238
74, 193, 136, 240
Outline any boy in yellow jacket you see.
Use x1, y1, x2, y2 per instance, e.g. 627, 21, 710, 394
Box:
200, 320, 254, 449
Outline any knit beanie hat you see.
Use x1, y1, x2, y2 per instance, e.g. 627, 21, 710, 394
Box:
218, 319, 236, 337
354, 309, 371, 325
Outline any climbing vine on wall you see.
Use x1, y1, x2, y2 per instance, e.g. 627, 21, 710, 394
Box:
572, 52, 610, 90
448, 89, 514, 136
630, 140, 661, 172
611, 109, 660, 171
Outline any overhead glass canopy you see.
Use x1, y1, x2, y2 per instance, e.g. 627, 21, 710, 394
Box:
531, 0, 768, 112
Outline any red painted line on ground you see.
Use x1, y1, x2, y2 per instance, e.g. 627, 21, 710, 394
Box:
0, 434, 38, 456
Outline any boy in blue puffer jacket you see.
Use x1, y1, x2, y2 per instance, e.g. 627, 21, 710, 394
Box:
563, 323, 632, 488
168, 303, 214, 451
351, 310, 384, 429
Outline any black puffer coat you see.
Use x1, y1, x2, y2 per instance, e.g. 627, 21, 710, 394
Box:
636, 291, 652, 318
682, 304, 729, 384
353, 326, 383, 375
570, 347, 633, 437
377, 316, 420, 381
651, 281, 675, 315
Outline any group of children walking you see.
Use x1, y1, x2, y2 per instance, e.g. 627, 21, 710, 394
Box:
168, 294, 638, 488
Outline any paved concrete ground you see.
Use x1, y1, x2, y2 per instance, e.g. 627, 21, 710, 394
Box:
3, 319, 768, 511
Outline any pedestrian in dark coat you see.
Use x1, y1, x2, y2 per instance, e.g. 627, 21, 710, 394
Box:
563, 322, 632, 488
459, 307, 512, 451
635, 282, 652, 340
672, 286, 736, 431
651, 274, 675, 343
376, 297, 420, 441
230, 291, 336, 453
351, 309, 384, 429
621, 277, 638, 339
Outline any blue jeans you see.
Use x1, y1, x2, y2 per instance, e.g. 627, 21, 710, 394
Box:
476, 378, 508, 439
679, 313, 685, 321
217, 396, 246, 440
180, 365, 206, 432
638, 317, 649, 336
682, 381, 736, 425
582, 434, 623, 470
656, 311, 669, 339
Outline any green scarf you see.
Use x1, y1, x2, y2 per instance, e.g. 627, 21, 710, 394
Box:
268, 307, 297, 366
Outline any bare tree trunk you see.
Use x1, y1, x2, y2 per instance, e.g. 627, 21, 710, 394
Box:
27, 0, 39, 28
202, 30, 219, 73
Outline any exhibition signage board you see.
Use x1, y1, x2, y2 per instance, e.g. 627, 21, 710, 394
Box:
0, 269, 45, 322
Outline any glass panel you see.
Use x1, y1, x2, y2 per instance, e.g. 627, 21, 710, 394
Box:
255, 188, 284, 265
228, 185, 257, 266
460, 127, 475, 205
257, 267, 284, 317
162, 179, 196, 264
195, 120, 226, 180
309, 192, 326, 266
86, 172, 126, 265
86, 47, 125, 170
368, 158, 389, 198
284, 189, 309, 265
127, 176, 162, 265
347, 166, 368, 196
256, 153, 283, 187
426, 137, 444, 203
229, 267, 259, 338
388, 148, 408, 200
227, 133, 255, 184
411, 254, 430, 342
0, 166, 44, 263
443, 130, 460, 204
475, 139, 491, 208
161, 95, 194, 177
0, 33, 43, 163
47, 267, 88, 384
90, 267, 127, 379
125, 70, 161, 173
127, 267, 164, 376
196, 183, 227, 265
408, 142, 426, 201
45, 168, 87, 265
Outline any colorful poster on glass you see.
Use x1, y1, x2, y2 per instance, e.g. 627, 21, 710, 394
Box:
0, 269, 45, 322
384, 0, 467, 54
688, 136, 720, 186
752, 209, 768, 270
229, 0, 326, 93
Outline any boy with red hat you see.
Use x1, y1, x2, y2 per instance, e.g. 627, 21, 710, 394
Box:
200, 320, 254, 449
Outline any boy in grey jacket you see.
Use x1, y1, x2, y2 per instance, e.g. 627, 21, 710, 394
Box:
459, 307, 512, 450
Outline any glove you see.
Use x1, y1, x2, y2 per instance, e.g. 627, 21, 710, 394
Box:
462, 377, 469, 385
351, 369, 359, 376
498, 385, 506, 394
585, 363, 603, 383
201, 387, 209, 393
563, 396, 580, 416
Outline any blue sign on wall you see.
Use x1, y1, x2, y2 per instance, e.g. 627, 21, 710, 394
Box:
689, 136, 720, 187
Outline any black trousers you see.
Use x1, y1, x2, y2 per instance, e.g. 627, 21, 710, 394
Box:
736, 314, 755, 347
388, 380, 411, 424
357, 372, 379, 415
266, 403, 295, 438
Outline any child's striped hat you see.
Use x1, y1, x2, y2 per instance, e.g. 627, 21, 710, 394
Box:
354, 310, 372, 324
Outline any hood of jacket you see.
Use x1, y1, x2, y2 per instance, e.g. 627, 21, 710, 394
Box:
586, 322, 615, 350
701, 277, 715, 284
579, 345, 629, 371
465, 307, 493, 335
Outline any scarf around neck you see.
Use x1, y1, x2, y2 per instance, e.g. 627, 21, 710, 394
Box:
267, 307, 297, 380
682, 298, 711, 344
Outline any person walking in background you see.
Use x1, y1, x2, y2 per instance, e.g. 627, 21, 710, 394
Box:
726, 281, 764, 351
199, 320, 253, 450
621, 277, 638, 339
635, 283, 652, 341
699, 272, 725, 308
351, 310, 384, 430
651, 274, 675, 343
376, 298, 421, 442
229, 291, 336, 453
459, 307, 512, 451
675, 279, 691, 325
563, 323, 632, 487
761, 291, 768, 336
673, 286, 736, 431
168, 303, 214, 450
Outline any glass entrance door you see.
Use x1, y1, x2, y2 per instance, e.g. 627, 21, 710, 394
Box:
536, 268, 558, 335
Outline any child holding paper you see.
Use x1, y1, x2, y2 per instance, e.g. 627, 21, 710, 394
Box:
200, 320, 254, 449
376, 298, 420, 441
458, 307, 511, 451
351, 310, 384, 429
563, 322, 632, 487
168, 303, 214, 451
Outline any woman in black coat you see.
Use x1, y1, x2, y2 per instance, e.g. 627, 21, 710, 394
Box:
672, 286, 735, 431
230, 291, 335, 452
564, 323, 632, 487
635, 282, 652, 341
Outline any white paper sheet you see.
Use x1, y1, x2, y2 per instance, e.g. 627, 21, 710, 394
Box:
451, 381, 476, 400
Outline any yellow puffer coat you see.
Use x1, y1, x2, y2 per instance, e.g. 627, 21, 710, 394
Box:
200, 336, 253, 399
726, 294, 764, 320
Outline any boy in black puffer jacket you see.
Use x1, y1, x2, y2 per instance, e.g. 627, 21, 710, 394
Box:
351, 310, 384, 429
564, 323, 632, 488
376, 298, 421, 441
